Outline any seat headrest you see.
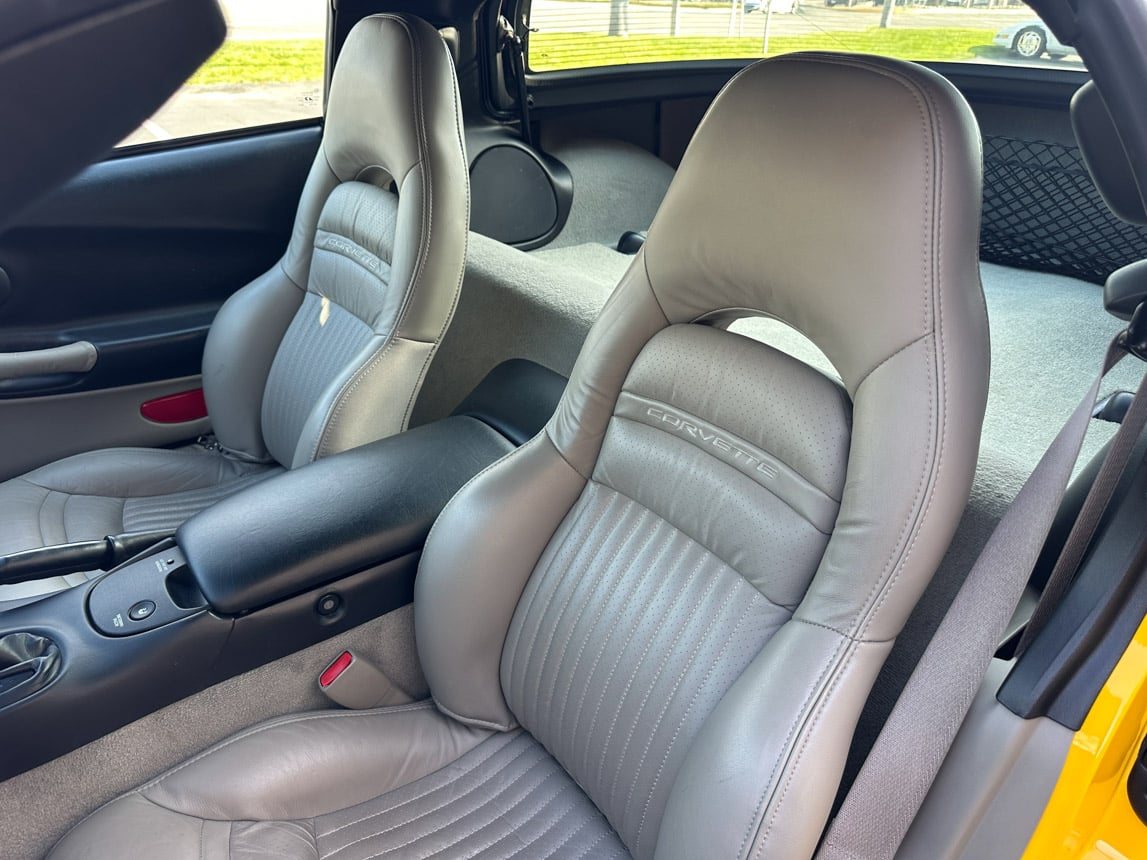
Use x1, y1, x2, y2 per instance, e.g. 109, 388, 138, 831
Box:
322, 14, 459, 189
642, 52, 983, 394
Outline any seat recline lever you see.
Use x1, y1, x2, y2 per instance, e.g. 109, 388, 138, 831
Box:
0, 530, 172, 585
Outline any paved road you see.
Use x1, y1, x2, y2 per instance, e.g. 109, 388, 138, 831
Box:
121, 0, 325, 145
219, 0, 326, 40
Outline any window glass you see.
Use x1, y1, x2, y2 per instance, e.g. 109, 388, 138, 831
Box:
527, 0, 1084, 73
118, 0, 325, 147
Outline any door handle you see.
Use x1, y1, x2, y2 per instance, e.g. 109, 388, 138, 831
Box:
0, 341, 97, 380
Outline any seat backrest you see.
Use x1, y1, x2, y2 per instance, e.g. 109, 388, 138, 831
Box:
415, 53, 989, 859
200, 14, 468, 468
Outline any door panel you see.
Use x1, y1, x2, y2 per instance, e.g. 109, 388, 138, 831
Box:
0, 377, 212, 483
0, 125, 320, 477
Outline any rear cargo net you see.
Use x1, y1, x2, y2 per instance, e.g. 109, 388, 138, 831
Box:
980, 135, 1147, 285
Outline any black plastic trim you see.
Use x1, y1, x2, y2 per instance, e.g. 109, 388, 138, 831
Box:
466, 127, 574, 249
178, 416, 513, 615
523, 58, 1086, 113
106, 117, 323, 160
0, 551, 419, 780
452, 358, 567, 445
998, 419, 1147, 728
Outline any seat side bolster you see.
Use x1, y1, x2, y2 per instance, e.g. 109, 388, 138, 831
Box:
415, 433, 587, 730
202, 266, 304, 463
656, 625, 891, 860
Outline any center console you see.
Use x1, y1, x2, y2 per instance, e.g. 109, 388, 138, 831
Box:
0, 360, 567, 780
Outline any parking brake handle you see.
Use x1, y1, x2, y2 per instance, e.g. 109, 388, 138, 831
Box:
0, 530, 172, 585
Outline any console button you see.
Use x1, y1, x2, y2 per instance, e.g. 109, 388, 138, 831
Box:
128, 600, 156, 622
316, 593, 341, 617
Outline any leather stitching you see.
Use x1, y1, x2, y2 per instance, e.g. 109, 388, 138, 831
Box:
312, 15, 461, 461
502, 486, 606, 709
577, 528, 704, 782
523, 494, 647, 727
605, 562, 737, 812
753, 637, 859, 858
571, 828, 618, 860
518, 807, 593, 858
734, 631, 848, 859
420, 766, 577, 858
739, 54, 956, 857
853, 78, 948, 644
366, 757, 560, 857
327, 738, 543, 857
317, 733, 524, 845
562, 511, 678, 765
550, 495, 667, 750
397, 35, 471, 434
792, 55, 937, 641
140, 703, 437, 798
631, 594, 757, 851
594, 474, 802, 612
589, 536, 712, 791
861, 78, 951, 640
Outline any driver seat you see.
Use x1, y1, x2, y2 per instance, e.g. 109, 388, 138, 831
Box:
50, 52, 988, 860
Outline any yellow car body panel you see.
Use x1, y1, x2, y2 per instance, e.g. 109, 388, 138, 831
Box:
1023, 612, 1147, 859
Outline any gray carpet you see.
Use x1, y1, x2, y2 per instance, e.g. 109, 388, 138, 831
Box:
541, 137, 674, 250
411, 233, 614, 426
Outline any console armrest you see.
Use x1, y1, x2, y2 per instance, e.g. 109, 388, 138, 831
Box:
177, 416, 511, 615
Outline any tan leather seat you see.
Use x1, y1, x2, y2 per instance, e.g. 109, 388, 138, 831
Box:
0, 14, 469, 604
50, 52, 989, 859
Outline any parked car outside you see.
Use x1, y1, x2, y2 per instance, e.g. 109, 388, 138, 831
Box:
994, 19, 1079, 58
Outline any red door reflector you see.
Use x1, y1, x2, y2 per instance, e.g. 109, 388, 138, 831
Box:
140, 389, 208, 424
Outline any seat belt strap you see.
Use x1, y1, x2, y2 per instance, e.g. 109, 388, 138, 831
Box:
1016, 360, 1147, 656
817, 335, 1135, 860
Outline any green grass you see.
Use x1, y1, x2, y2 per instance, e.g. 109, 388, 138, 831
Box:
188, 39, 325, 85
185, 29, 1002, 86
530, 28, 999, 71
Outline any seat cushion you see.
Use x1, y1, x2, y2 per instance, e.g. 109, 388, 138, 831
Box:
49, 703, 627, 860
0, 445, 278, 602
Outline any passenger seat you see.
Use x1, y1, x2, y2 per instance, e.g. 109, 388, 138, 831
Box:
0, 14, 469, 603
